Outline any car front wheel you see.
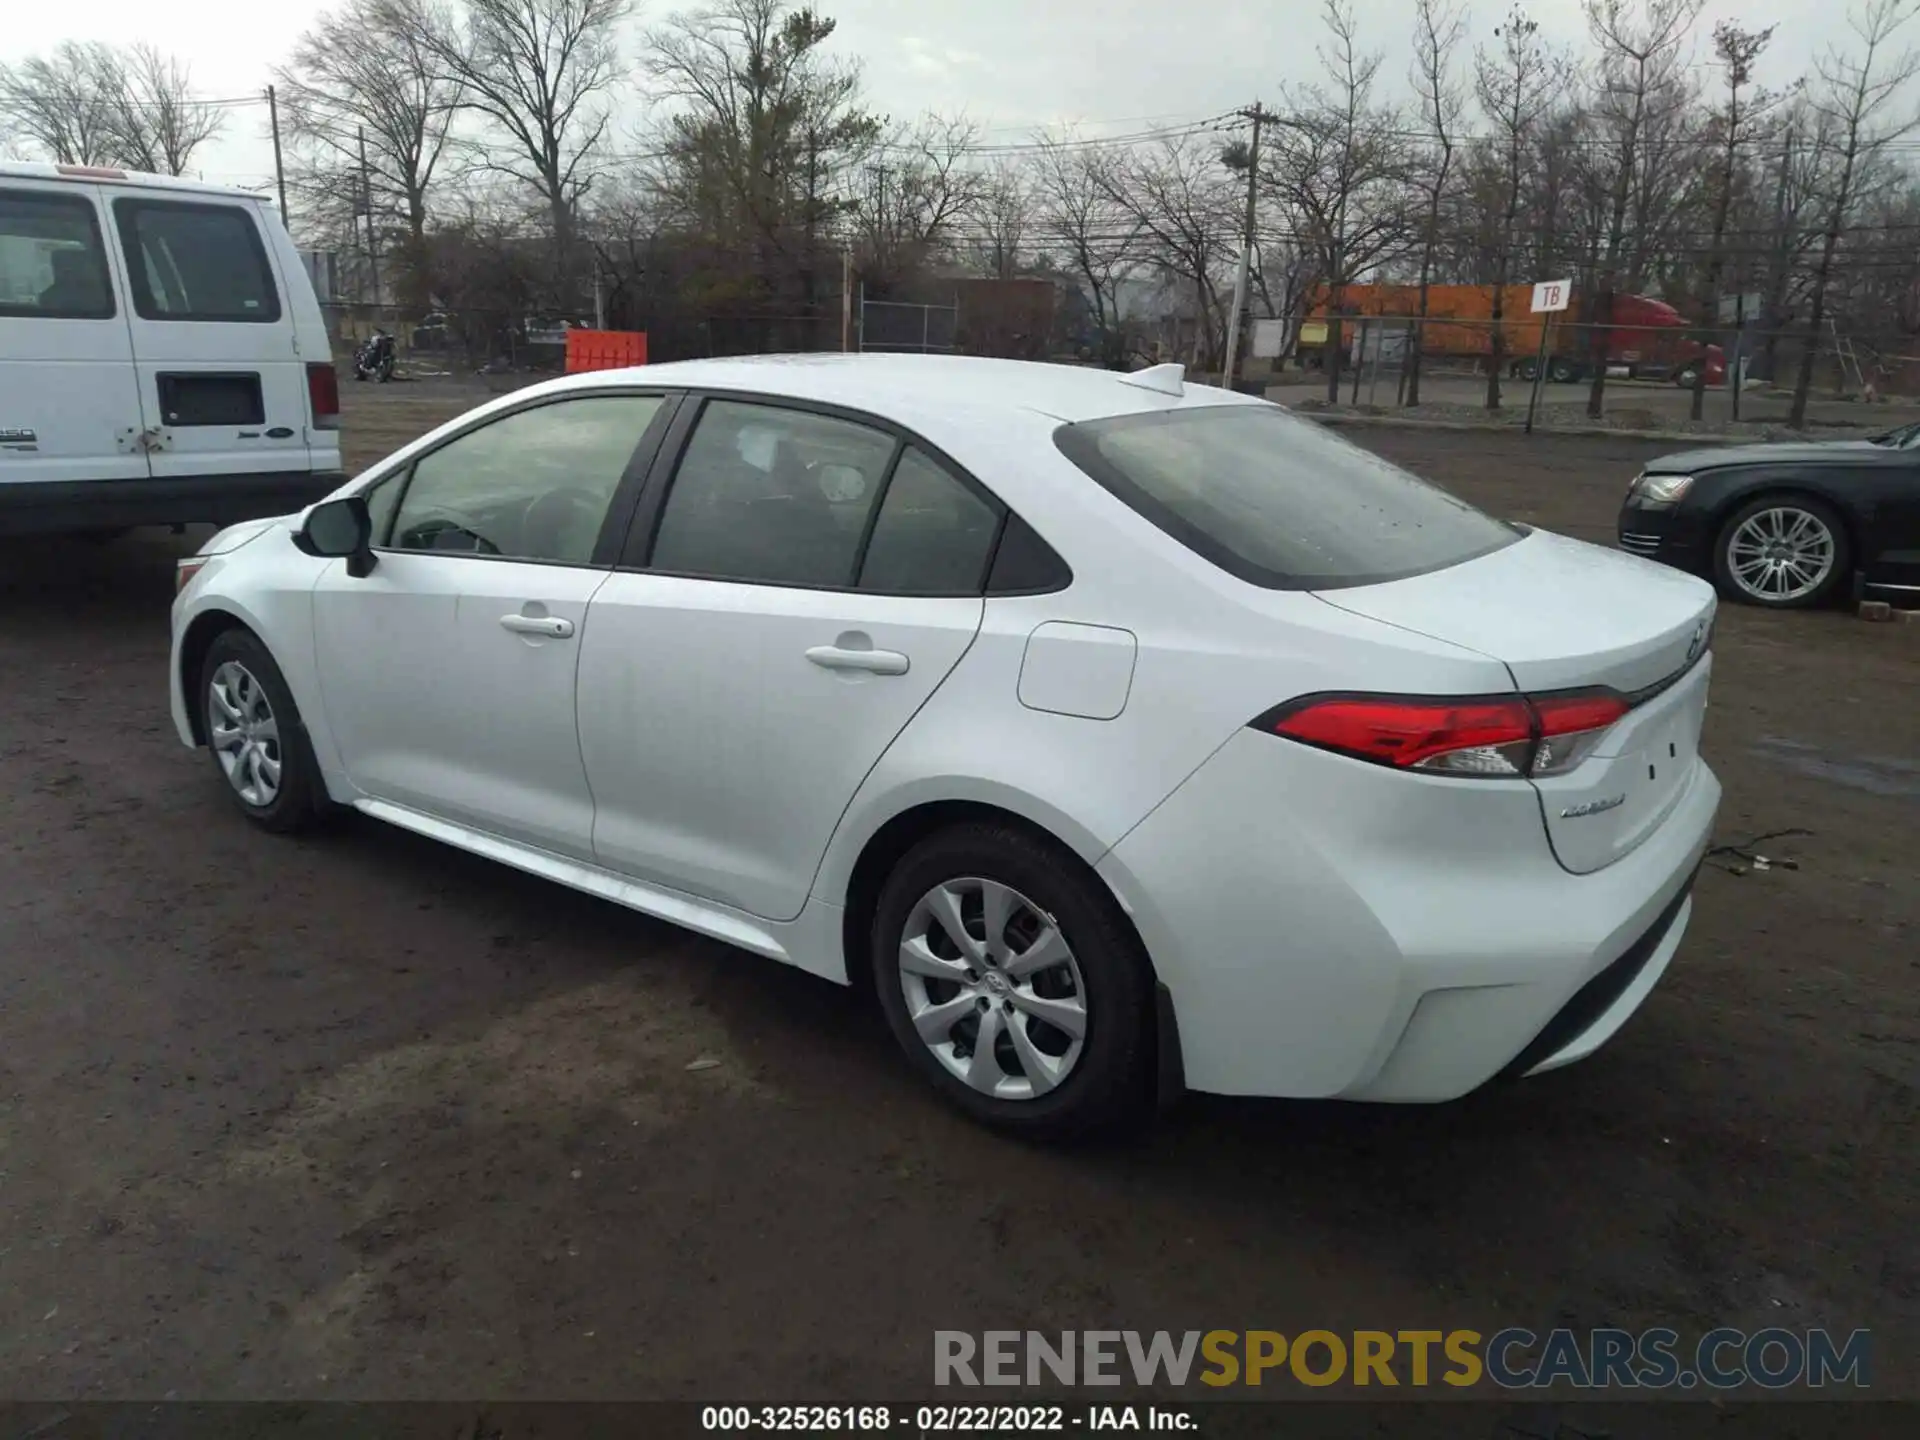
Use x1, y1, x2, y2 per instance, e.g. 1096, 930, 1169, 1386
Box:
1712, 495, 1851, 609
871, 822, 1156, 1138
199, 628, 328, 832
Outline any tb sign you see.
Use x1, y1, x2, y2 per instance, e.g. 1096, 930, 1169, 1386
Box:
1531, 279, 1572, 313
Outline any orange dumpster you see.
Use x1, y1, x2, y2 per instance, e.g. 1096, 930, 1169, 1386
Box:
565, 329, 648, 373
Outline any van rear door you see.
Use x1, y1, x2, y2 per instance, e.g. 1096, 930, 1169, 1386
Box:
0, 181, 150, 493
109, 194, 311, 484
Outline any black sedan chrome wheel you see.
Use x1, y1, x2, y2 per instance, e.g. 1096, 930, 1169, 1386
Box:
1712, 495, 1851, 609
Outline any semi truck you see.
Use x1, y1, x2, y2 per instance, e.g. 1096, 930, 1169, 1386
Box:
1301, 283, 1724, 385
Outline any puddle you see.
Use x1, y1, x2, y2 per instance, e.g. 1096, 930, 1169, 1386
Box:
1749, 737, 1920, 799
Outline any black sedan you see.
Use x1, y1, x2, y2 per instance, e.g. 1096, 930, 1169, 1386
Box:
1617, 423, 1920, 609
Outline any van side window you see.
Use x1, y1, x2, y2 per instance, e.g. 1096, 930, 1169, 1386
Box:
112, 199, 282, 324
0, 189, 114, 320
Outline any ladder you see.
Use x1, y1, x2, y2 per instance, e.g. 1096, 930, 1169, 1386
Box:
1827, 317, 1869, 394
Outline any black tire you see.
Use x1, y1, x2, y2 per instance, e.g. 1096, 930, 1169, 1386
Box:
870, 822, 1156, 1140
1548, 356, 1578, 383
1515, 357, 1539, 381
1710, 494, 1852, 610
1674, 363, 1700, 388
197, 627, 330, 833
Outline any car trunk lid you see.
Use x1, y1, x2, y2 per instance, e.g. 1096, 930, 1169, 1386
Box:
1313, 528, 1716, 873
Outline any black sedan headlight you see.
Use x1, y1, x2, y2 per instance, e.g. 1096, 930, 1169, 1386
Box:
1627, 472, 1695, 508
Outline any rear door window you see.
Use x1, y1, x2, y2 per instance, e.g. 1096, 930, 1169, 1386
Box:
112, 198, 282, 323
0, 188, 114, 319
1054, 404, 1519, 589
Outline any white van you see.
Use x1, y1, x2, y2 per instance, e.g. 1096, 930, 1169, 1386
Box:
0, 163, 344, 537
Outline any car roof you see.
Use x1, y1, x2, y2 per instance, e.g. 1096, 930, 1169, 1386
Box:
0, 160, 267, 203
555, 353, 1263, 425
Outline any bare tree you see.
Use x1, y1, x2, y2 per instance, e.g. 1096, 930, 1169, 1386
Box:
390, 0, 629, 304
100, 44, 226, 176
1032, 133, 1139, 367
1100, 134, 1239, 370
1688, 22, 1778, 417
859, 114, 988, 286
0, 43, 122, 167
1405, 0, 1468, 406
1475, 6, 1560, 408
1580, 0, 1705, 417
278, 0, 464, 307
969, 157, 1033, 279
1790, 0, 1920, 426
0, 41, 222, 175
1263, 0, 1412, 402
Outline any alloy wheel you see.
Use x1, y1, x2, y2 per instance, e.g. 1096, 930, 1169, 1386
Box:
897, 877, 1088, 1101
1726, 506, 1836, 603
208, 660, 283, 807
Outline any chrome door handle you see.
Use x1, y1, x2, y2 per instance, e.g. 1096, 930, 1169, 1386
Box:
500, 613, 575, 638
805, 645, 909, 676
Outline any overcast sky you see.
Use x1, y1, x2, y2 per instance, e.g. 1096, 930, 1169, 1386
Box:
9, 0, 1845, 195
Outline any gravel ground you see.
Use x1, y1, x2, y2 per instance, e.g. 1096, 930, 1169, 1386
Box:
0, 386, 1914, 1407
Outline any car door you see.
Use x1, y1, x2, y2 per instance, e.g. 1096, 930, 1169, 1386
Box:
576, 396, 1000, 921
311, 390, 675, 861
0, 181, 150, 491
109, 194, 310, 481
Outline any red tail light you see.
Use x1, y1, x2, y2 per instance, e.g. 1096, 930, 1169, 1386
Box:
307, 362, 341, 431
1259, 689, 1630, 779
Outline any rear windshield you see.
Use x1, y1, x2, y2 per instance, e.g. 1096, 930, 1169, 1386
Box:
1054, 404, 1519, 589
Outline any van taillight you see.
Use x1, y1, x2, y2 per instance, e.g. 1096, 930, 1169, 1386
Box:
1256, 689, 1630, 779
306, 362, 341, 431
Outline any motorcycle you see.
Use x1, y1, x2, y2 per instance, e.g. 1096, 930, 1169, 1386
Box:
352, 329, 397, 383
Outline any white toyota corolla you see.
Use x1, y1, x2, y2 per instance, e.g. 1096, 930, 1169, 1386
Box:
170, 354, 1720, 1136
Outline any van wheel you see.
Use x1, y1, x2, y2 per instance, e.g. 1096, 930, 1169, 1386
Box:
198, 628, 329, 833
870, 823, 1155, 1139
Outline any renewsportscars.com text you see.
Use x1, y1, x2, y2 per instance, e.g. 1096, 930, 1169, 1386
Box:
933, 1328, 1872, 1390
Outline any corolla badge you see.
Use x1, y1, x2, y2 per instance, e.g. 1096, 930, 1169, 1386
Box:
1561, 794, 1627, 819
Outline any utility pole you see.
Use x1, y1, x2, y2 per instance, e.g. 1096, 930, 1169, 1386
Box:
1762, 121, 1794, 383
867, 164, 892, 271
841, 246, 854, 352
1222, 103, 1267, 390
266, 85, 289, 226
358, 126, 381, 308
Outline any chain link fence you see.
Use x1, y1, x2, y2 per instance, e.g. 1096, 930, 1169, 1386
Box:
1257, 313, 1920, 436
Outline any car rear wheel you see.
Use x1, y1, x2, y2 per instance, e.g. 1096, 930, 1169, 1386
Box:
199, 628, 328, 832
1712, 495, 1851, 609
871, 822, 1155, 1138
1548, 357, 1578, 383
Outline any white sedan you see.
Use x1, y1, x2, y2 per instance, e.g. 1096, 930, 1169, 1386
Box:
170, 355, 1721, 1136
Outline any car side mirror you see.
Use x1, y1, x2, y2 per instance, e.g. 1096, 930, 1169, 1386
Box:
295, 495, 377, 577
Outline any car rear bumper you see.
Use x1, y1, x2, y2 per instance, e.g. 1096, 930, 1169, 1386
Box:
1095, 728, 1721, 1101
1617, 501, 1711, 573
0, 471, 347, 537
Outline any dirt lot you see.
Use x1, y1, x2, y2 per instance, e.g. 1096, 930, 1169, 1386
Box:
0, 383, 1915, 1407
